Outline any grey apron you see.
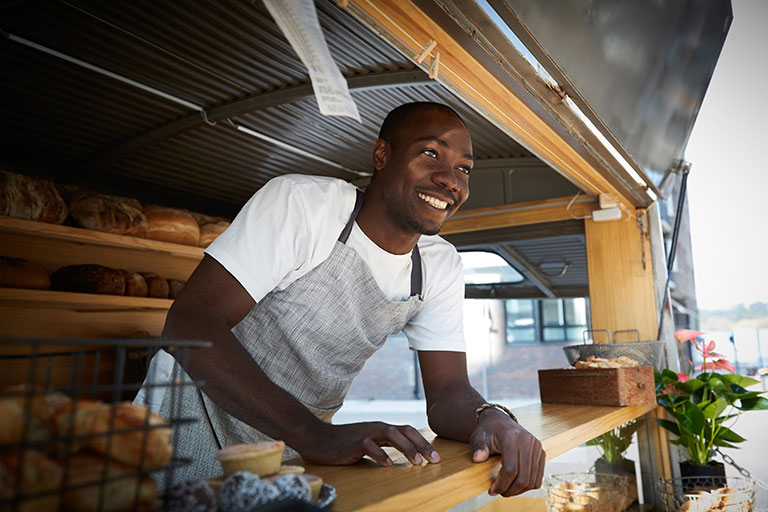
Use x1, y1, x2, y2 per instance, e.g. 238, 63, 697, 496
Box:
161, 190, 425, 482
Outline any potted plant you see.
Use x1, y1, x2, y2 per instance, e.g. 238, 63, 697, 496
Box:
587, 419, 644, 477
654, 329, 768, 478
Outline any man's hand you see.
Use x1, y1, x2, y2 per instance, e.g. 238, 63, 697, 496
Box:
298, 421, 441, 467
470, 408, 546, 497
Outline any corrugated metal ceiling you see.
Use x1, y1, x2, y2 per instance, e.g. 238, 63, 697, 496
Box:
0, 0, 588, 297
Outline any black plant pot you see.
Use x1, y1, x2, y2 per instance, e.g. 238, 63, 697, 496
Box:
679, 461, 726, 491
595, 457, 636, 478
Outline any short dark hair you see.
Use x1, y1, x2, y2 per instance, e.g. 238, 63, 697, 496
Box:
378, 102, 465, 147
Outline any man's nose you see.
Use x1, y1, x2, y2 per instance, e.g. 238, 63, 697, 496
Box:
432, 165, 461, 192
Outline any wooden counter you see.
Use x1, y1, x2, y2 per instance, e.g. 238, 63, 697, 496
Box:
305, 401, 656, 511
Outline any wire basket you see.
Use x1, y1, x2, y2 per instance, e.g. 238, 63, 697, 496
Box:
0, 338, 209, 512
545, 472, 636, 512
657, 476, 755, 511
562, 329, 665, 369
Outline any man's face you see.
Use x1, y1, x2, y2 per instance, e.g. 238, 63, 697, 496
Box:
374, 109, 473, 236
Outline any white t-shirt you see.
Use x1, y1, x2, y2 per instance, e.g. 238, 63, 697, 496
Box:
206, 174, 466, 352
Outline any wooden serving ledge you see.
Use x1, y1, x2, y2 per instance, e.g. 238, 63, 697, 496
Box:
305, 401, 656, 512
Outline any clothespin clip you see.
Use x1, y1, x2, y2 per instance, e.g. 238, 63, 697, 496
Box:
414, 40, 437, 64
335, 0, 349, 8
429, 51, 440, 80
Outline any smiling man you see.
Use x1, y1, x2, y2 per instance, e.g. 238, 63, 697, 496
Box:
145, 102, 545, 496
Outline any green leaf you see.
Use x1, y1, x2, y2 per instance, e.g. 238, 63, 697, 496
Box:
681, 401, 706, 435
719, 374, 759, 388
703, 398, 727, 420
662, 369, 678, 381
713, 439, 739, 449
655, 419, 680, 436
676, 379, 706, 394
716, 426, 746, 443
722, 391, 763, 403
707, 378, 729, 394
739, 396, 768, 411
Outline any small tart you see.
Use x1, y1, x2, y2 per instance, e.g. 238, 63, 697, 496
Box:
303, 474, 324, 503
277, 465, 305, 475
216, 441, 285, 477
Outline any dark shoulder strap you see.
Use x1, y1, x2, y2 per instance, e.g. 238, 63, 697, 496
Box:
338, 189, 364, 244
410, 245, 422, 297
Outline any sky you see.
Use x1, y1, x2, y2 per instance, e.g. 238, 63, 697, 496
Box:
684, 0, 768, 311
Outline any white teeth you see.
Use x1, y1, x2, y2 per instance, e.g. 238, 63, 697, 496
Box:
418, 193, 448, 210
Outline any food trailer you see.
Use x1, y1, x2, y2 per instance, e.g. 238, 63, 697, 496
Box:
0, 0, 732, 510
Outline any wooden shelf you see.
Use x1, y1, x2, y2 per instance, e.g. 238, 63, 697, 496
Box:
304, 401, 656, 512
0, 288, 173, 311
0, 216, 203, 281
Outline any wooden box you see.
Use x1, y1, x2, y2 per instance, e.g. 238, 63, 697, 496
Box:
538, 366, 655, 406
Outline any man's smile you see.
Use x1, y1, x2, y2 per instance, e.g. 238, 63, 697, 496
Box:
417, 192, 451, 211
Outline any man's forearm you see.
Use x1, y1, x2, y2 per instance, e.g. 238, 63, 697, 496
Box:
164, 306, 323, 453
426, 380, 486, 442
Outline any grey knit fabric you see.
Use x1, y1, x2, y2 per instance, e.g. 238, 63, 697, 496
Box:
161, 240, 424, 484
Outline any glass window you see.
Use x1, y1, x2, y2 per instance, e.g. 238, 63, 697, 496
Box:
541, 299, 563, 325
460, 251, 524, 285
564, 298, 588, 325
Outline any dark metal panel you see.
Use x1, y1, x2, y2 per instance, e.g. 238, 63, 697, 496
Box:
499, 0, 732, 183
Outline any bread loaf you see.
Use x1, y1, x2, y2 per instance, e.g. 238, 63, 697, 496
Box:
142, 273, 169, 299
199, 220, 230, 247
168, 279, 185, 299
65, 189, 147, 236
0, 169, 68, 224
51, 264, 126, 295
144, 206, 199, 246
123, 271, 148, 297
0, 257, 51, 290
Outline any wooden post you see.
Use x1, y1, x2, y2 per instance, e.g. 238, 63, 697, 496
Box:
584, 209, 657, 341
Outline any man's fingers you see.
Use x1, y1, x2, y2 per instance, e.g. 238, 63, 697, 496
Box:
490, 444, 518, 496
535, 448, 547, 489
398, 425, 440, 464
375, 425, 424, 465
361, 437, 392, 467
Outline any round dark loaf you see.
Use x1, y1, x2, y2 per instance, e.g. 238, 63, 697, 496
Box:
168, 279, 185, 299
0, 257, 51, 290
122, 271, 148, 297
141, 273, 169, 299
51, 265, 125, 295
65, 189, 147, 236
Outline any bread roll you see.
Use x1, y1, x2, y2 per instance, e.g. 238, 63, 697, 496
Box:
122, 271, 148, 297
61, 453, 160, 512
0, 385, 71, 444
0, 450, 63, 512
141, 273, 169, 299
0, 257, 51, 290
51, 264, 126, 295
65, 189, 147, 236
0, 169, 68, 224
53, 401, 172, 470
144, 206, 199, 246
168, 279, 185, 299
199, 220, 230, 247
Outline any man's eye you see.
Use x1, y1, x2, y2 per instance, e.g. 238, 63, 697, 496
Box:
422, 149, 438, 159
458, 166, 472, 175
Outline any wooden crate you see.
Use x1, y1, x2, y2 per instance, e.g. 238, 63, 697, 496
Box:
538, 366, 655, 406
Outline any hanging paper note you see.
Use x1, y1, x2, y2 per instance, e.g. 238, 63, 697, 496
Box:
264, 0, 361, 122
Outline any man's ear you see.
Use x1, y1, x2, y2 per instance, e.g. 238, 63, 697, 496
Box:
372, 138, 388, 172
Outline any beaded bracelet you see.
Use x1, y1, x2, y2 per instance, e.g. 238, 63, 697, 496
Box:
475, 402, 518, 426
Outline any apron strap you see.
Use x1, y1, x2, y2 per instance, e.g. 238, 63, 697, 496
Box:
338, 189, 364, 244
339, 189, 423, 298
410, 245, 422, 298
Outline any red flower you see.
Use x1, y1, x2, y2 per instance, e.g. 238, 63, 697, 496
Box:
695, 359, 736, 374
674, 329, 705, 344
676, 372, 691, 382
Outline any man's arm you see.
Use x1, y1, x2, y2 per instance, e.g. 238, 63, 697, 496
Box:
419, 350, 546, 496
165, 254, 437, 466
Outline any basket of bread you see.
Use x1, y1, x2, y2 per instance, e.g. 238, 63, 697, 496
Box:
163, 441, 335, 510
657, 476, 755, 511
545, 472, 636, 512
0, 338, 206, 512
562, 329, 665, 370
